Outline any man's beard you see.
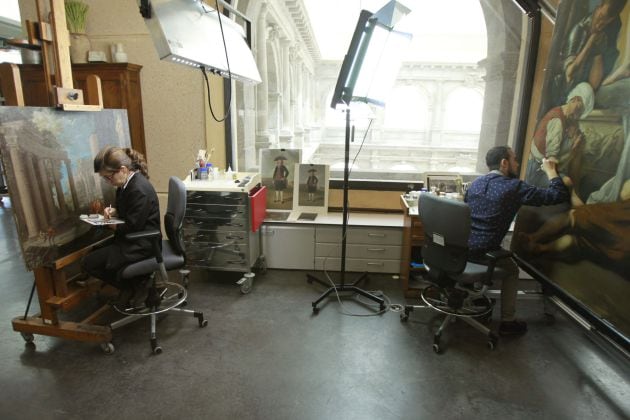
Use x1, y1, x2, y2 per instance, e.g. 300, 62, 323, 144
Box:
507, 169, 519, 179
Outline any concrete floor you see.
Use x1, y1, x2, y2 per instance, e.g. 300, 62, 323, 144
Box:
0, 197, 629, 420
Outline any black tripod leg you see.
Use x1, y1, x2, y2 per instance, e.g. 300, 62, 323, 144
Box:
306, 273, 331, 288
349, 272, 369, 287
312, 287, 335, 310
349, 286, 385, 310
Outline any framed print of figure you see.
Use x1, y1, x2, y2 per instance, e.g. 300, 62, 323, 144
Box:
260, 148, 301, 211
293, 163, 329, 215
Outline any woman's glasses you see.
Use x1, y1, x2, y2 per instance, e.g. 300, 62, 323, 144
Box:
101, 168, 121, 181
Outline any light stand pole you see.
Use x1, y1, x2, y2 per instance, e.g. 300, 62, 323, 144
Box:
306, 0, 411, 314
306, 107, 385, 313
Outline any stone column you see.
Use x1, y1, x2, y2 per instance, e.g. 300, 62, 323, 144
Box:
24, 154, 48, 233
476, 0, 522, 172
477, 50, 519, 172
65, 159, 80, 212
36, 159, 56, 223
293, 61, 304, 147
279, 39, 293, 143
255, 3, 271, 149
5, 135, 40, 238
50, 160, 68, 217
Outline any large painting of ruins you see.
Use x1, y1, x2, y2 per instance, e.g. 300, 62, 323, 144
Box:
513, 0, 630, 338
0, 107, 131, 270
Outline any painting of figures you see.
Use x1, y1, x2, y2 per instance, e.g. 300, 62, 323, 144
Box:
513, 0, 630, 338
293, 163, 329, 213
259, 148, 301, 211
0, 107, 131, 270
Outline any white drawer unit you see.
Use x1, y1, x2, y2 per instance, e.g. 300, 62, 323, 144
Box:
315, 225, 402, 274
261, 224, 315, 270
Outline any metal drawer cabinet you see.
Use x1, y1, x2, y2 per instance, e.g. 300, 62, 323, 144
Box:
183, 186, 262, 293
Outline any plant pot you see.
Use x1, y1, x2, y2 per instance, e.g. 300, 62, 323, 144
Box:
69, 33, 91, 63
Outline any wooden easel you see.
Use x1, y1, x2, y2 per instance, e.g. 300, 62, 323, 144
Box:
1, 0, 102, 110
3, 0, 112, 347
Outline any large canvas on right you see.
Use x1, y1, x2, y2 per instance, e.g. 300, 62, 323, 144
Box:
513, 0, 630, 338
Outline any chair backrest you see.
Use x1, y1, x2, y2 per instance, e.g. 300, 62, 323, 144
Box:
419, 193, 470, 276
164, 176, 186, 255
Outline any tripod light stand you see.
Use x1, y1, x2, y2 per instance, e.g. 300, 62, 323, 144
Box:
307, 1, 412, 314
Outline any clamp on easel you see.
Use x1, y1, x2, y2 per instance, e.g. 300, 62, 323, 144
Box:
1, 0, 103, 110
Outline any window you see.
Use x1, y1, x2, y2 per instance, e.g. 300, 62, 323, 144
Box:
0, 0, 22, 64
231, 0, 529, 181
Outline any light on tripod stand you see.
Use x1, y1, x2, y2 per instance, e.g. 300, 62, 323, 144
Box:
309, 1, 412, 314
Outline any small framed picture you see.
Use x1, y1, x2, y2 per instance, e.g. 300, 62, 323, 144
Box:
425, 173, 460, 194
260, 148, 301, 211
293, 163, 329, 214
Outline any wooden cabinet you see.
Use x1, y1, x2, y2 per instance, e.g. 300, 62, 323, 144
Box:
400, 195, 426, 298
17, 63, 146, 156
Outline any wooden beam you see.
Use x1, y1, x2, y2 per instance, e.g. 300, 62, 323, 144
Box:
12, 316, 112, 343
0, 63, 25, 106
49, 0, 74, 89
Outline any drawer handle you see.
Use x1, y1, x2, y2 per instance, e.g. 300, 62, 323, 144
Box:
224, 235, 244, 240
367, 262, 384, 266
368, 233, 386, 238
367, 248, 385, 252
226, 222, 244, 227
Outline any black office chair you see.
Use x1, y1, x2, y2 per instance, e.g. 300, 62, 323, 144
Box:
400, 193, 512, 353
107, 176, 207, 355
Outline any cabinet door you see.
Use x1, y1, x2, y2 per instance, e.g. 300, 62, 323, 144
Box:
262, 224, 315, 270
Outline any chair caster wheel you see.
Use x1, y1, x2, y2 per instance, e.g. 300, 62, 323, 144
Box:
487, 333, 498, 350
237, 273, 254, 294
400, 313, 409, 322
433, 335, 442, 353
21, 332, 34, 343
151, 339, 162, 355
195, 312, 207, 327
312, 306, 320, 314
100, 342, 115, 355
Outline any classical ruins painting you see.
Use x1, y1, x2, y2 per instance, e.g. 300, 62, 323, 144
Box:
513, 0, 630, 337
0, 107, 131, 270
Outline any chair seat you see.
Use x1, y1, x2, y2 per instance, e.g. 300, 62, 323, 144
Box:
120, 240, 184, 279
456, 261, 509, 284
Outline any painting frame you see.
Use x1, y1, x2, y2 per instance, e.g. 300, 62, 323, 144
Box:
513, 0, 630, 343
424, 173, 460, 194
292, 163, 329, 215
0, 106, 131, 270
259, 148, 301, 211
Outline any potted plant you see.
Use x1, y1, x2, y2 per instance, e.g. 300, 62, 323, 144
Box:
65, 0, 89, 34
65, 0, 90, 63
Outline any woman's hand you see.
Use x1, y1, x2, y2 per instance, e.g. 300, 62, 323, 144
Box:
104, 206, 117, 219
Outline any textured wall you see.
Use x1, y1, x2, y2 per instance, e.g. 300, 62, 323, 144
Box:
17, 0, 225, 211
